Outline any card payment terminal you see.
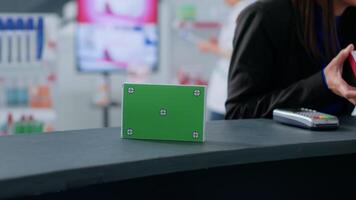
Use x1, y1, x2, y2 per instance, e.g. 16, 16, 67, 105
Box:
273, 108, 339, 130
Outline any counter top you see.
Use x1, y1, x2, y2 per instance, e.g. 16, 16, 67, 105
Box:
0, 118, 356, 199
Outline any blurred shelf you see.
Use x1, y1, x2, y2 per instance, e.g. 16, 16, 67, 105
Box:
174, 20, 221, 29
0, 63, 52, 71
0, 108, 56, 123
92, 101, 121, 109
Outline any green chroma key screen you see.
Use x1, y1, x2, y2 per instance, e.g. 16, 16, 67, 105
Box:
121, 84, 206, 142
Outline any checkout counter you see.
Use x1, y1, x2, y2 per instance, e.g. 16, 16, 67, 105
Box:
1, 117, 356, 199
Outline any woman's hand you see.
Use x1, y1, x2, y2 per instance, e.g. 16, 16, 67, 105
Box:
324, 44, 356, 105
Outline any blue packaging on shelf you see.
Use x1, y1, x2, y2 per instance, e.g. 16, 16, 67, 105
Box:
25, 17, 35, 62
6, 18, 15, 63
36, 17, 44, 61
0, 18, 4, 63
15, 18, 25, 63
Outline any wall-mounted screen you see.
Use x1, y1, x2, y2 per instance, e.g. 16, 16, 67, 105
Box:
76, 0, 159, 72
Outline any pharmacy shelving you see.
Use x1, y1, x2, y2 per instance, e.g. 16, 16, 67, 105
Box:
174, 20, 221, 30
0, 63, 51, 71
0, 108, 56, 123
171, 18, 221, 85
0, 13, 60, 133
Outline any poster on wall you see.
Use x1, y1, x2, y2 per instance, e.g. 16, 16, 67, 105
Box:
76, 0, 159, 72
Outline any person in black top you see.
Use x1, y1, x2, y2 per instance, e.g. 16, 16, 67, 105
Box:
226, 0, 356, 119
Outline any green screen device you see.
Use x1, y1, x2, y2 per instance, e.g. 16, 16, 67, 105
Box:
121, 83, 206, 142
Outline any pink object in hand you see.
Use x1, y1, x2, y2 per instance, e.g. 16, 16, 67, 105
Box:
349, 51, 356, 77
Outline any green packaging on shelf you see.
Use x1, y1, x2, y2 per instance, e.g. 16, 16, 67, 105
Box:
14, 120, 43, 135
14, 122, 25, 135
122, 83, 206, 143
32, 121, 44, 133
177, 4, 197, 20
24, 122, 33, 134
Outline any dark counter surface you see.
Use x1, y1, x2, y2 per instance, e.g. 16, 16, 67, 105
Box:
0, 118, 356, 199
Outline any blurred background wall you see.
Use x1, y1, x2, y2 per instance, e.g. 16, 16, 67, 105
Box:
1, 0, 353, 133
0, 0, 228, 131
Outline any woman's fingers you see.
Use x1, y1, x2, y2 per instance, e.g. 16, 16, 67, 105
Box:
323, 44, 356, 104
349, 99, 356, 105
346, 96, 356, 105
339, 80, 356, 104
333, 44, 354, 66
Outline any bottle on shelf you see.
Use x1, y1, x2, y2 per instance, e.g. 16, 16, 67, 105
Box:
13, 115, 44, 135
14, 115, 26, 134
30, 115, 44, 134
0, 77, 5, 107
93, 77, 110, 107
24, 115, 33, 134
17, 77, 29, 107
6, 18, 15, 65
0, 18, 4, 64
5, 77, 18, 107
36, 17, 44, 61
6, 113, 13, 135
29, 77, 39, 108
27, 17, 37, 65
29, 77, 52, 109
15, 18, 25, 65
12, 17, 20, 66
3, 18, 11, 65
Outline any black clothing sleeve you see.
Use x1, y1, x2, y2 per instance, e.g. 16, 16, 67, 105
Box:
225, 1, 348, 119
